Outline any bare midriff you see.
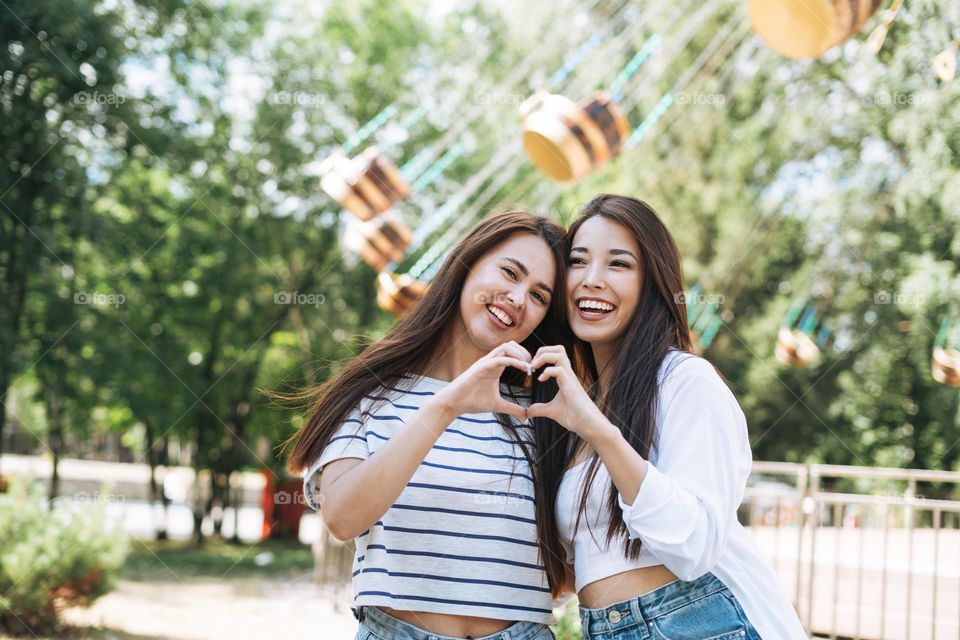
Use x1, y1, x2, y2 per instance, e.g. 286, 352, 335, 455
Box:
577, 565, 678, 609
377, 607, 514, 638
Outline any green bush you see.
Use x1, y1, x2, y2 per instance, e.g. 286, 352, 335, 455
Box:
551, 598, 582, 640
0, 478, 128, 635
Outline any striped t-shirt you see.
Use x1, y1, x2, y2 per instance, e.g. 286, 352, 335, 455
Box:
302, 373, 554, 624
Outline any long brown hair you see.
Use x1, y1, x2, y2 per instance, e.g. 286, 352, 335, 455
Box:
534, 194, 693, 586
283, 210, 573, 594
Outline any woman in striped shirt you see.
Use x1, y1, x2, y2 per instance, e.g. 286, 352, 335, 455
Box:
286, 211, 571, 639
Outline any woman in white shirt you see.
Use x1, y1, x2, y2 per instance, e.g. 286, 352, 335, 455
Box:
526, 194, 807, 639
285, 211, 572, 640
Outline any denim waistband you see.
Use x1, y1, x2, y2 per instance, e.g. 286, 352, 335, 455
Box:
356, 605, 548, 640
578, 572, 732, 637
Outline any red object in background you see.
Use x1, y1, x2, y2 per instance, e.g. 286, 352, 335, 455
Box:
260, 469, 307, 540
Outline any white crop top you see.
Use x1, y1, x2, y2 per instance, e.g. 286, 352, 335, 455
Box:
557, 457, 657, 592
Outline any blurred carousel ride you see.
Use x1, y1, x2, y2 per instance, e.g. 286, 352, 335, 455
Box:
519, 91, 630, 183
517, 32, 664, 182
747, 0, 883, 59
684, 283, 724, 356
775, 302, 830, 368
932, 318, 960, 388
319, 147, 410, 222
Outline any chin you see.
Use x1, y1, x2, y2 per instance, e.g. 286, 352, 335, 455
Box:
572, 322, 618, 344
470, 320, 507, 351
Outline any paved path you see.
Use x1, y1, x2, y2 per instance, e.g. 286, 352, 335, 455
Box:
59, 575, 357, 640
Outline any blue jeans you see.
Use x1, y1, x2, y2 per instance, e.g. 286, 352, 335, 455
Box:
578, 572, 761, 639
355, 605, 555, 640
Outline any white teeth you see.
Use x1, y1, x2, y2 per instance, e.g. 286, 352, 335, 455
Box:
487, 305, 513, 326
578, 299, 614, 312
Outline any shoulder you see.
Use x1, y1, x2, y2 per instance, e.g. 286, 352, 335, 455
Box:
659, 350, 726, 389
344, 375, 438, 422
657, 350, 741, 415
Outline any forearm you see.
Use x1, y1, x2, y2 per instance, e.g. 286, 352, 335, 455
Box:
585, 416, 649, 505
322, 396, 458, 539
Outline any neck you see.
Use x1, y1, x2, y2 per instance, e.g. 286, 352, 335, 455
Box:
421, 320, 486, 382
590, 340, 617, 392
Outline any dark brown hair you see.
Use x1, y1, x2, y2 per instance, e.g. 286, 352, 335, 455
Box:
282, 210, 573, 595
534, 194, 693, 587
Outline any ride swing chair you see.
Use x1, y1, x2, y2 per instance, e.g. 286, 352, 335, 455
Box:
775, 301, 831, 369
932, 318, 960, 388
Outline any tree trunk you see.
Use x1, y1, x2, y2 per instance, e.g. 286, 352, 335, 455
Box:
45, 394, 63, 503
144, 420, 170, 540
229, 469, 242, 544
211, 469, 226, 537
0, 374, 9, 480
157, 435, 170, 540
0, 218, 31, 480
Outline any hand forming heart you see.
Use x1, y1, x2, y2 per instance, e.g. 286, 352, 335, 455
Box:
526, 345, 609, 439
434, 341, 532, 421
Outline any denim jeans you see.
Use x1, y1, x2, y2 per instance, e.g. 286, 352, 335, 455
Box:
355, 605, 556, 640
578, 572, 761, 639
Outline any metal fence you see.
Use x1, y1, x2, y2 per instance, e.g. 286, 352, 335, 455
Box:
745, 462, 960, 639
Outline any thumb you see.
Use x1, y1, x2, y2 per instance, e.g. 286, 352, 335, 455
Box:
525, 402, 553, 420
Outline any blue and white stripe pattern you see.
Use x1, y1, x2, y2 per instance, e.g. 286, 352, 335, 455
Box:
303, 374, 554, 624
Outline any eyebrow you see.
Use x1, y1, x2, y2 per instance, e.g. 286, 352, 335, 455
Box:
570, 246, 639, 261
504, 257, 554, 296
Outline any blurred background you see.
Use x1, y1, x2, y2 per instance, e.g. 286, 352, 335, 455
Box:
1, 0, 959, 637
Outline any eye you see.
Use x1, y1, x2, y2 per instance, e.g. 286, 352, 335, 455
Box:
611, 260, 631, 268
501, 266, 518, 280
531, 291, 547, 305
566, 257, 585, 266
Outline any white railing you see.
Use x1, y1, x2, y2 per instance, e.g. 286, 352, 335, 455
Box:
745, 462, 960, 640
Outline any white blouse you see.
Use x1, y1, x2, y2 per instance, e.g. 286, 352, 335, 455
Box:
556, 350, 807, 639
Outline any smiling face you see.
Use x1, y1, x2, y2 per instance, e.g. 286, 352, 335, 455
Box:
566, 215, 644, 346
458, 232, 557, 353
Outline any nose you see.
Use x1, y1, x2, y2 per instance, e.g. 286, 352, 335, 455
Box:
582, 264, 606, 290
505, 288, 525, 309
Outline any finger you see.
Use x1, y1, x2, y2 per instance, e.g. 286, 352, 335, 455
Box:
505, 340, 533, 362
496, 399, 528, 422
531, 347, 570, 371
490, 356, 534, 374
530, 351, 561, 370
493, 341, 532, 364
533, 345, 563, 360
537, 366, 562, 382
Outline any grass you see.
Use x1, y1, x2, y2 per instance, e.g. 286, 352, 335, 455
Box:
120, 537, 315, 582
